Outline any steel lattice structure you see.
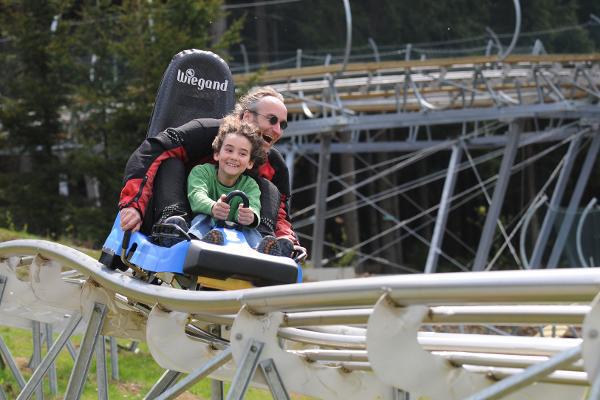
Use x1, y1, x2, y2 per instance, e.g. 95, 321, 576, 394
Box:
235, 54, 600, 271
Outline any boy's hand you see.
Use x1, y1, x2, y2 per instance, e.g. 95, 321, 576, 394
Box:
211, 194, 230, 220
237, 205, 255, 226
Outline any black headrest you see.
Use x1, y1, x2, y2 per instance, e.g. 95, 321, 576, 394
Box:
147, 49, 235, 138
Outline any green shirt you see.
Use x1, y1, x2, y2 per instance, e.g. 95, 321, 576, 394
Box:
187, 164, 261, 228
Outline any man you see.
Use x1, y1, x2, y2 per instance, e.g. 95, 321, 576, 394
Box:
118, 86, 303, 255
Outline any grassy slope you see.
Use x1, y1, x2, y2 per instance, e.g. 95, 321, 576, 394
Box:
0, 227, 101, 259
0, 229, 298, 399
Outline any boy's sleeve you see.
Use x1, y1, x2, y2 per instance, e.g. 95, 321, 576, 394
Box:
187, 165, 216, 216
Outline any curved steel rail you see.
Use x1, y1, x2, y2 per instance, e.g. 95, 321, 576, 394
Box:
576, 198, 597, 268
498, 0, 522, 60
3, 239, 600, 316
2, 239, 600, 399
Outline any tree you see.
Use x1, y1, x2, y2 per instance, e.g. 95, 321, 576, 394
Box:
0, 0, 242, 245
0, 1, 77, 237
66, 0, 242, 244
226, 0, 599, 66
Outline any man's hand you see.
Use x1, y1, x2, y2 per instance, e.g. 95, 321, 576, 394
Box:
120, 207, 142, 232
293, 245, 308, 262
211, 194, 230, 220
237, 205, 255, 226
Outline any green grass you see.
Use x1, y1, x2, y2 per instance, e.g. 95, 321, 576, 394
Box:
1, 326, 213, 399
0, 228, 307, 399
0, 227, 101, 259
0, 227, 43, 242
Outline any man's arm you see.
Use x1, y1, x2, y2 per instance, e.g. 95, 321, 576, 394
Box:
274, 195, 299, 245
259, 148, 301, 245
118, 118, 220, 225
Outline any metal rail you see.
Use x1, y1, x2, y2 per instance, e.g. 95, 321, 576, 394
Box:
2, 240, 600, 314
2, 239, 600, 399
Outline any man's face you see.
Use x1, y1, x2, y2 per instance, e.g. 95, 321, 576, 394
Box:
242, 96, 287, 151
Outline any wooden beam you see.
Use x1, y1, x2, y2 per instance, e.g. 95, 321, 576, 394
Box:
233, 54, 600, 85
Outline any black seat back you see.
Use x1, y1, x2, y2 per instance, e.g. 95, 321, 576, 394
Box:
147, 49, 235, 138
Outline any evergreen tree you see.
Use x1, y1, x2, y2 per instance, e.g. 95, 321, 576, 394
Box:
65, 0, 242, 244
0, 1, 77, 237
226, 0, 599, 65
0, 0, 242, 245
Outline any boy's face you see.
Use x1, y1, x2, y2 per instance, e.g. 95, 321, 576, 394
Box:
242, 96, 287, 151
214, 133, 254, 182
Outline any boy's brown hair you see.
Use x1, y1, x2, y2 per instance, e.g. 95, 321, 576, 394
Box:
212, 114, 266, 167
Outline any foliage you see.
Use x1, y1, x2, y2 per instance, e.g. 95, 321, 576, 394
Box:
228, 0, 599, 61
0, 2, 74, 239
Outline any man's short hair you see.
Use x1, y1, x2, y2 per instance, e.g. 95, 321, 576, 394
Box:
234, 86, 284, 117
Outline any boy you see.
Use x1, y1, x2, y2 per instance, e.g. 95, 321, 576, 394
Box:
186, 116, 280, 254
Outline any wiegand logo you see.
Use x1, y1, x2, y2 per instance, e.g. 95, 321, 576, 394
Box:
176, 68, 229, 91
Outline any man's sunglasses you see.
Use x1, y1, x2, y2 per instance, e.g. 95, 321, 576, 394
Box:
250, 110, 288, 130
